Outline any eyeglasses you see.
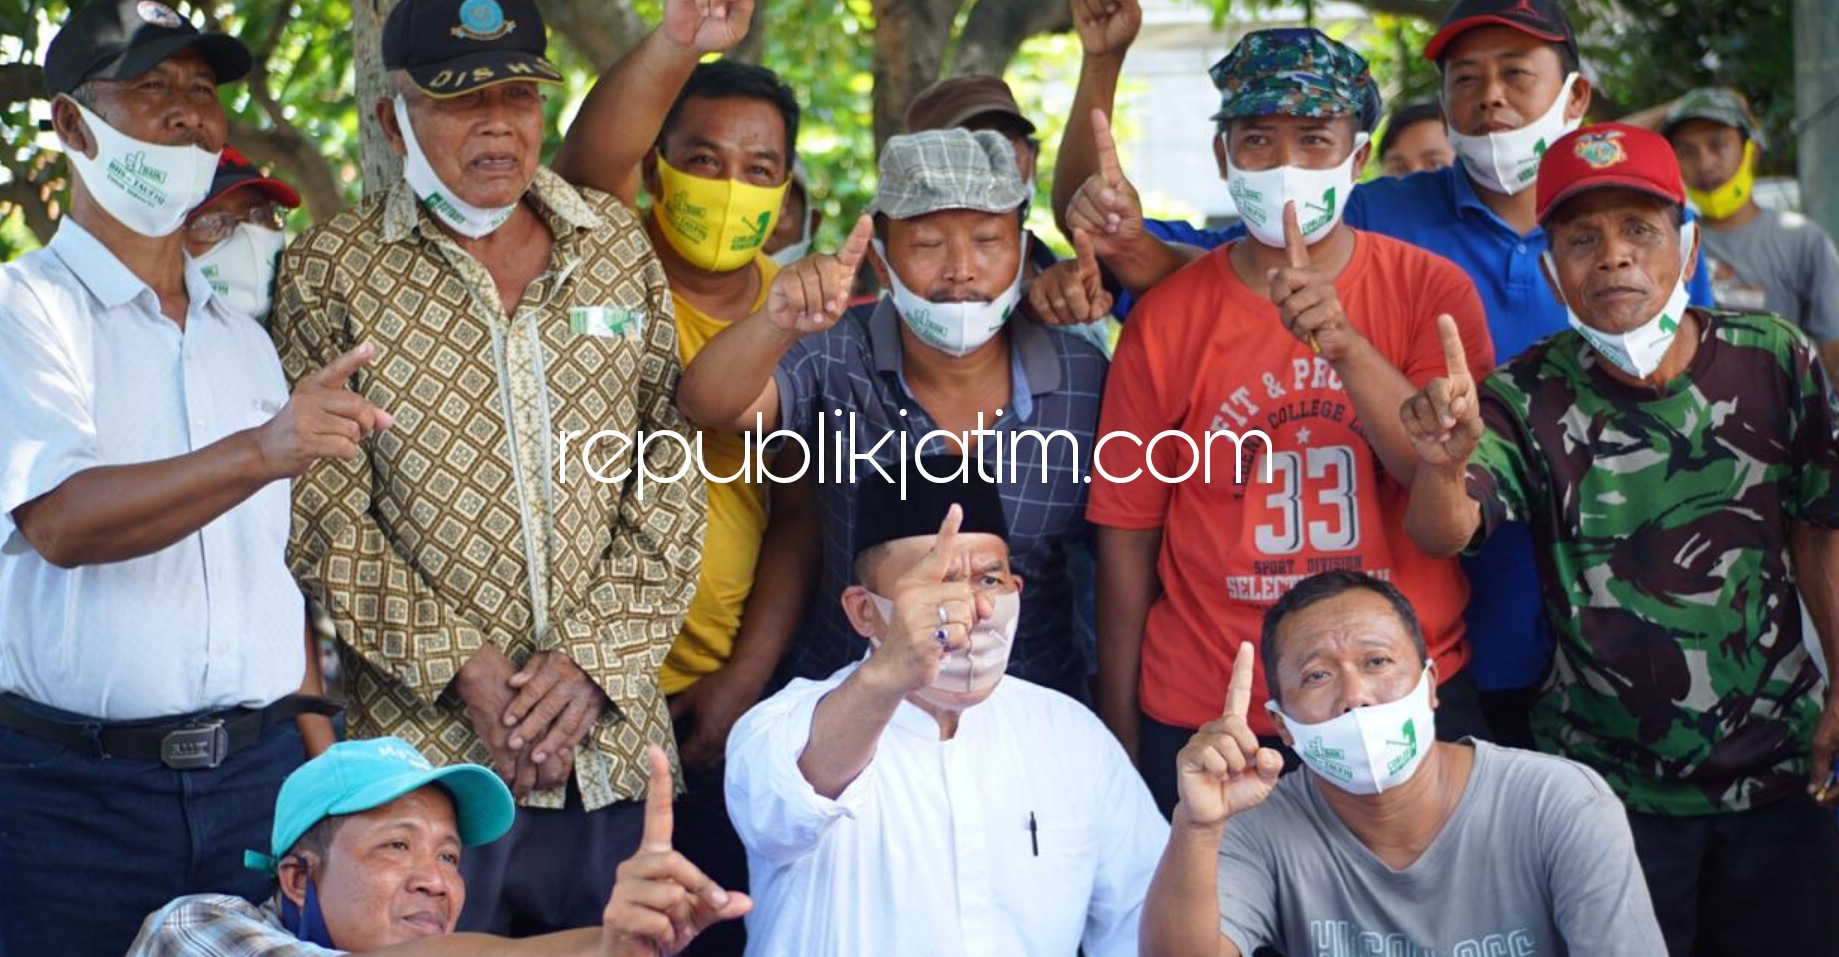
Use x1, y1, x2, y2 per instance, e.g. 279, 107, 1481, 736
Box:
185, 204, 285, 245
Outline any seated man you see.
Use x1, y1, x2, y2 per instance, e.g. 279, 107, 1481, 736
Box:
725, 458, 1165, 956
1401, 122, 1839, 955
1142, 571, 1663, 956
128, 737, 748, 956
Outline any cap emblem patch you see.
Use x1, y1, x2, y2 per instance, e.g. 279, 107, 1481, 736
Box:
453, 0, 515, 40
1574, 130, 1628, 170
137, 1, 184, 27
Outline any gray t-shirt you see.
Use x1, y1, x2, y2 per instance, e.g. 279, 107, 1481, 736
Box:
1217, 741, 1663, 957
1701, 208, 1839, 341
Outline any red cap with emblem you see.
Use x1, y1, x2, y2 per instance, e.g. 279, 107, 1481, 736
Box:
1535, 122, 1685, 225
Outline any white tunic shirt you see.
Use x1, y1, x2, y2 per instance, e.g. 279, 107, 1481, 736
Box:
726, 664, 1167, 957
0, 221, 303, 720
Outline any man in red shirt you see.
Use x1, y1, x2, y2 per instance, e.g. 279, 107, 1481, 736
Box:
1088, 27, 1496, 813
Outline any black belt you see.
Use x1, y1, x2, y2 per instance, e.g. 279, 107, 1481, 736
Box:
0, 694, 341, 770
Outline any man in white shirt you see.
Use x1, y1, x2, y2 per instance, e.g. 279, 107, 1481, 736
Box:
725, 456, 1166, 957
0, 4, 384, 956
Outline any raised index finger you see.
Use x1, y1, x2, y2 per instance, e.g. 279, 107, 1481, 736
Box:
1074, 227, 1100, 281
1282, 202, 1309, 270
1224, 641, 1255, 719
1093, 109, 1123, 188
307, 342, 377, 389
1436, 313, 1471, 382
904, 503, 963, 585
640, 744, 674, 852
834, 213, 874, 276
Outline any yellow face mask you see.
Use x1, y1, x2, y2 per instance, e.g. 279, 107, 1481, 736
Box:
653, 156, 789, 273
1685, 139, 1758, 222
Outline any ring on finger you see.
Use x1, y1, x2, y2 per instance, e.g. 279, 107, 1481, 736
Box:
933, 627, 950, 647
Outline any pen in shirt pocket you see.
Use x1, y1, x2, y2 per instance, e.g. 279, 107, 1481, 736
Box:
1028, 811, 1039, 856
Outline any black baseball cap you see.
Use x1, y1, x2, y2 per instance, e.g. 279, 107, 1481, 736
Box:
44, 0, 251, 97
383, 0, 563, 99
1423, 0, 1579, 65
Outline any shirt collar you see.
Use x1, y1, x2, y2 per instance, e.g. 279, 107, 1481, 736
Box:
868, 296, 1062, 400
48, 219, 151, 310
382, 165, 607, 245
1446, 163, 1546, 240
48, 218, 223, 318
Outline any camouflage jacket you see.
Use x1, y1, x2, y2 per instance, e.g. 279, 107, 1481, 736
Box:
1467, 309, 1839, 815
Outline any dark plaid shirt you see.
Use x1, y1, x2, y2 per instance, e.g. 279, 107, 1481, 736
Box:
772, 299, 1107, 698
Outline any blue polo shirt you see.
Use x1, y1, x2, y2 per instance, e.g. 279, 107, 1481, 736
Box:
1140, 164, 1717, 692
771, 299, 1108, 700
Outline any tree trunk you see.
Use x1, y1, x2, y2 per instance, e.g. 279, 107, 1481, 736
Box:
871, 0, 962, 150
950, 0, 1070, 78
229, 120, 346, 224
536, 0, 649, 72
728, 0, 772, 66
355, 0, 402, 199
1795, 0, 1839, 242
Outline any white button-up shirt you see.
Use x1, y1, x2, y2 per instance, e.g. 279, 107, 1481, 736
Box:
727, 665, 1167, 957
0, 221, 303, 720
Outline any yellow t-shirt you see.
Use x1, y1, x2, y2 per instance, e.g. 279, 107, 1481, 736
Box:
659, 256, 777, 694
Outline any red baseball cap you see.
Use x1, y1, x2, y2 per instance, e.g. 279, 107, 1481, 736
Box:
195, 145, 301, 212
1535, 123, 1685, 225
1424, 0, 1578, 64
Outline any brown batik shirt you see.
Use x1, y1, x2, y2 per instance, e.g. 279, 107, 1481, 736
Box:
272, 167, 705, 810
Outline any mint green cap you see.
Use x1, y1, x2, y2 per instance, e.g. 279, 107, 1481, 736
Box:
243, 737, 515, 875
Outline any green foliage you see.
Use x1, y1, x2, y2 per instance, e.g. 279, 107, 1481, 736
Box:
1577, 0, 1797, 171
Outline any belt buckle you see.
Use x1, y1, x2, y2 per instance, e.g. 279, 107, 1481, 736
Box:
160, 720, 228, 770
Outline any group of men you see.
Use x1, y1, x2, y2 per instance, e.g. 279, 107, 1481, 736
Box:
4, 0, 1839, 955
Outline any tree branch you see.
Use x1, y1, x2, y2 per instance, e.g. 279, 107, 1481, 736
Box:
951, 0, 1072, 78
0, 63, 46, 107
536, 0, 649, 72
227, 118, 345, 224
729, 0, 772, 65
1358, 0, 1453, 21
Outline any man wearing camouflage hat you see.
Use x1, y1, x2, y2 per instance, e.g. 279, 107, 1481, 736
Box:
1085, 27, 1496, 815
679, 128, 1109, 706
1664, 87, 1839, 379
1057, 0, 1719, 753
272, 0, 704, 935
1402, 122, 1839, 954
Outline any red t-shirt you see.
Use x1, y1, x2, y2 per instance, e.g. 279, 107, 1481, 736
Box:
1088, 231, 1495, 734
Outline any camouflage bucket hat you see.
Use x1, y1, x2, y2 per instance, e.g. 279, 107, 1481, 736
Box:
1664, 87, 1767, 150
1209, 27, 1382, 132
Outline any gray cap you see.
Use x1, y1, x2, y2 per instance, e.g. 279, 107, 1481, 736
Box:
867, 129, 1028, 221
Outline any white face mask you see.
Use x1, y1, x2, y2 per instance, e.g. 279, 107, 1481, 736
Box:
1225, 132, 1370, 249
61, 99, 220, 238
1268, 663, 1436, 795
1446, 73, 1581, 196
874, 236, 1025, 358
1546, 221, 1697, 379
195, 223, 286, 321
393, 95, 517, 238
867, 590, 1020, 710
